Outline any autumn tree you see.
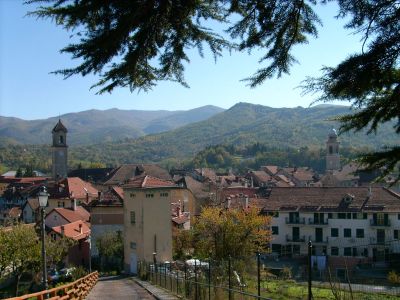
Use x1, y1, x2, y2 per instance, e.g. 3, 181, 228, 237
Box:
95, 231, 123, 271
27, 0, 399, 177
192, 206, 271, 261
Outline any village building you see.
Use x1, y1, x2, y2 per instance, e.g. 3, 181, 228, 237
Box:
87, 186, 124, 256
123, 175, 195, 274
261, 186, 400, 279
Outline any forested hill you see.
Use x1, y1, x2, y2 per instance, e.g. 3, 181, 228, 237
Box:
85, 102, 392, 162
0, 105, 224, 145
0, 102, 396, 172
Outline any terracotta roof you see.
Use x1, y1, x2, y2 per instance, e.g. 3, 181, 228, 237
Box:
8, 207, 22, 218
51, 206, 90, 223
125, 175, 176, 189
172, 215, 190, 225
262, 166, 279, 175
263, 187, 400, 212
89, 186, 123, 207
52, 119, 68, 132
64, 177, 98, 199
194, 168, 217, 182
112, 186, 124, 199
332, 163, 360, 181
51, 220, 90, 240
249, 171, 272, 183
221, 187, 258, 199
104, 164, 172, 185
26, 198, 40, 210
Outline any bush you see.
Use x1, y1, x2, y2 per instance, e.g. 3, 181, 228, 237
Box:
279, 267, 292, 280
388, 270, 400, 284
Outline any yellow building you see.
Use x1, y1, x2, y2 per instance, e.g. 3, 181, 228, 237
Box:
123, 175, 194, 274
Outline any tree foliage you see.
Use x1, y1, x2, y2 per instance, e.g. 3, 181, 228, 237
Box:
19, 1, 400, 176
95, 231, 123, 271
192, 206, 271, 260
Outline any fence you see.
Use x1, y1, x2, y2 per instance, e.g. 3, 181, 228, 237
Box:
138, 244, 400, 300
5, 271, 98, 300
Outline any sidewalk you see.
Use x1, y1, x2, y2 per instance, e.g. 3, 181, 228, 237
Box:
131, 277, 180, 300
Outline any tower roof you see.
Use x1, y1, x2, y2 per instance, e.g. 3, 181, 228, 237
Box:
52, 119, 68, 133
328, 128, 338, 138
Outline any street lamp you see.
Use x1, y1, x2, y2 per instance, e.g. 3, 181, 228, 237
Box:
38, 186, 49, 293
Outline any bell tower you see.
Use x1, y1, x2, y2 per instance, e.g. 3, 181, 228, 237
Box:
326, 128, 340, 171
52, 119, 68, 179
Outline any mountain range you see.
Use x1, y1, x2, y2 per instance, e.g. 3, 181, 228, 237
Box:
0, 102, 396, 170
0, 105, 225, 145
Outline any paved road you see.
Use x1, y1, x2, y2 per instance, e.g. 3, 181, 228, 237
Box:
86, 276, 156, 300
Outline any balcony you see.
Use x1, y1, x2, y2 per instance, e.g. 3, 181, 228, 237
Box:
308, 218, 329, 226
370, 219, 391, 227
370, 237, 386, 245
286, 234, 306, 243
285, 217, 306, 225
309, 236, 329, 244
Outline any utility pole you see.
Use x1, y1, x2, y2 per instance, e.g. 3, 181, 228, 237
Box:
308, 240, 312, 300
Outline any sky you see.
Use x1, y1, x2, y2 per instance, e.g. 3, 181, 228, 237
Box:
0, 1, 363, 120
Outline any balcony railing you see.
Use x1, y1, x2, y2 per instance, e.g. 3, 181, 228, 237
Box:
309, 236, 329, 244
285, 217, 306, 225
370, 219, 391, 227
286, 234, 306, 243
370, 237, 386, 245
308, 218, 329, 225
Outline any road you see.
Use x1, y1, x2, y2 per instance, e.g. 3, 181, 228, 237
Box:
86, 276, 156, 300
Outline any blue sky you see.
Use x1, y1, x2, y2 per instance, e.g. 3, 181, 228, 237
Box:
0, 1, 362, 120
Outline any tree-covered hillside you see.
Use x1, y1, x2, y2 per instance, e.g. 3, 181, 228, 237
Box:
0, 103, 394, 174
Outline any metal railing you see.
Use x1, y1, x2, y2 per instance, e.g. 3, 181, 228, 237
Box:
285, 217, 305, 225
308, 218, 329, 225
370, 219, 391, 227
286, 234, 306, 242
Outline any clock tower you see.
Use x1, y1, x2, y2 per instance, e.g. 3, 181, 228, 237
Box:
52, 119, 68, 180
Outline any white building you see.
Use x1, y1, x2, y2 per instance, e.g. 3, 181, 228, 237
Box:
263, 186, 400, 277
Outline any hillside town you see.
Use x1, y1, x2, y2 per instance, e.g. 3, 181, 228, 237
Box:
1, 119, 399, 296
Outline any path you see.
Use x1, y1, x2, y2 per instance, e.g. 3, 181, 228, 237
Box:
86, 276, 155, 300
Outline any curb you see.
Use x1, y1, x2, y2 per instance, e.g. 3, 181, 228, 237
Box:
131, 277, 181, 300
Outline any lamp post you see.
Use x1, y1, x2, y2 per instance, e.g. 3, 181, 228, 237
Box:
38, 186, 49, 293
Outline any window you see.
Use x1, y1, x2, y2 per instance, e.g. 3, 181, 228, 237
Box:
356, 229, 364, 238
130, 211, 136, 224
328, 213, 333, 219
267, 211, 279, 217
352, 248, 358, 257
146, 193, 154, 198
344, 247, 352, 256
362, 248, 368, 257
352, 213, 358, 219
363, 213, 367, 219
160, 192, 169, 197
59, 135, 64, 144
344, 228, 351, 238
398, 214, 400, 220
331, 228, 339, 237
394, 230, 399, 240
130, 242, 137, 250
338, 213, 346, 219
347, 213, 352, 219
130, 193, 136, 198
272, 226, 279, 235
331, 247, 339, 256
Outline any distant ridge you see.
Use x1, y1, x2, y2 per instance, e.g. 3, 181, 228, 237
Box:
0, 105, 225, 145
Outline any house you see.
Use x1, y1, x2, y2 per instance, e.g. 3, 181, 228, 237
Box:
104, 164, 172, 186
46, 177, 98, 210
123, 175, 195, 274
50, 220, 91, 267
246, 171, 272, 187
261, 186, 400, 279
87, 186, 124, 256
22, 198, 40, 224
0, 206, 22, 225
45, 203, 90, 228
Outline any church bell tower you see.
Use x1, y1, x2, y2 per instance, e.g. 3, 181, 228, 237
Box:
326, 128, 340, 171
52, 119, 68, 179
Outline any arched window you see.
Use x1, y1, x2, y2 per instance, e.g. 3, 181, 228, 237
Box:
329, 145, 333, 154
59, 135, 64, 144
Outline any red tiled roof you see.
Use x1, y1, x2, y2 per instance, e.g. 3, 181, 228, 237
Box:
51, 206, 90, 223
104, 164, 172, 185
63, 177, 98, 199
125, 175, 176, 188
8, 207, 21, 218
113, 186, 124, 199
172, 215, 190, 225
262, 166, 278, 175
51, 220, 90, 240
264, 187, 400, 212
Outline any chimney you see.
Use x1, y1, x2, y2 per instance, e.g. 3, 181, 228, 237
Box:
79, 223, 83, 234
61, 225, 65, 235
245, 196, 249, 209
71, 198, 77, 211
176, 205, 181, 217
